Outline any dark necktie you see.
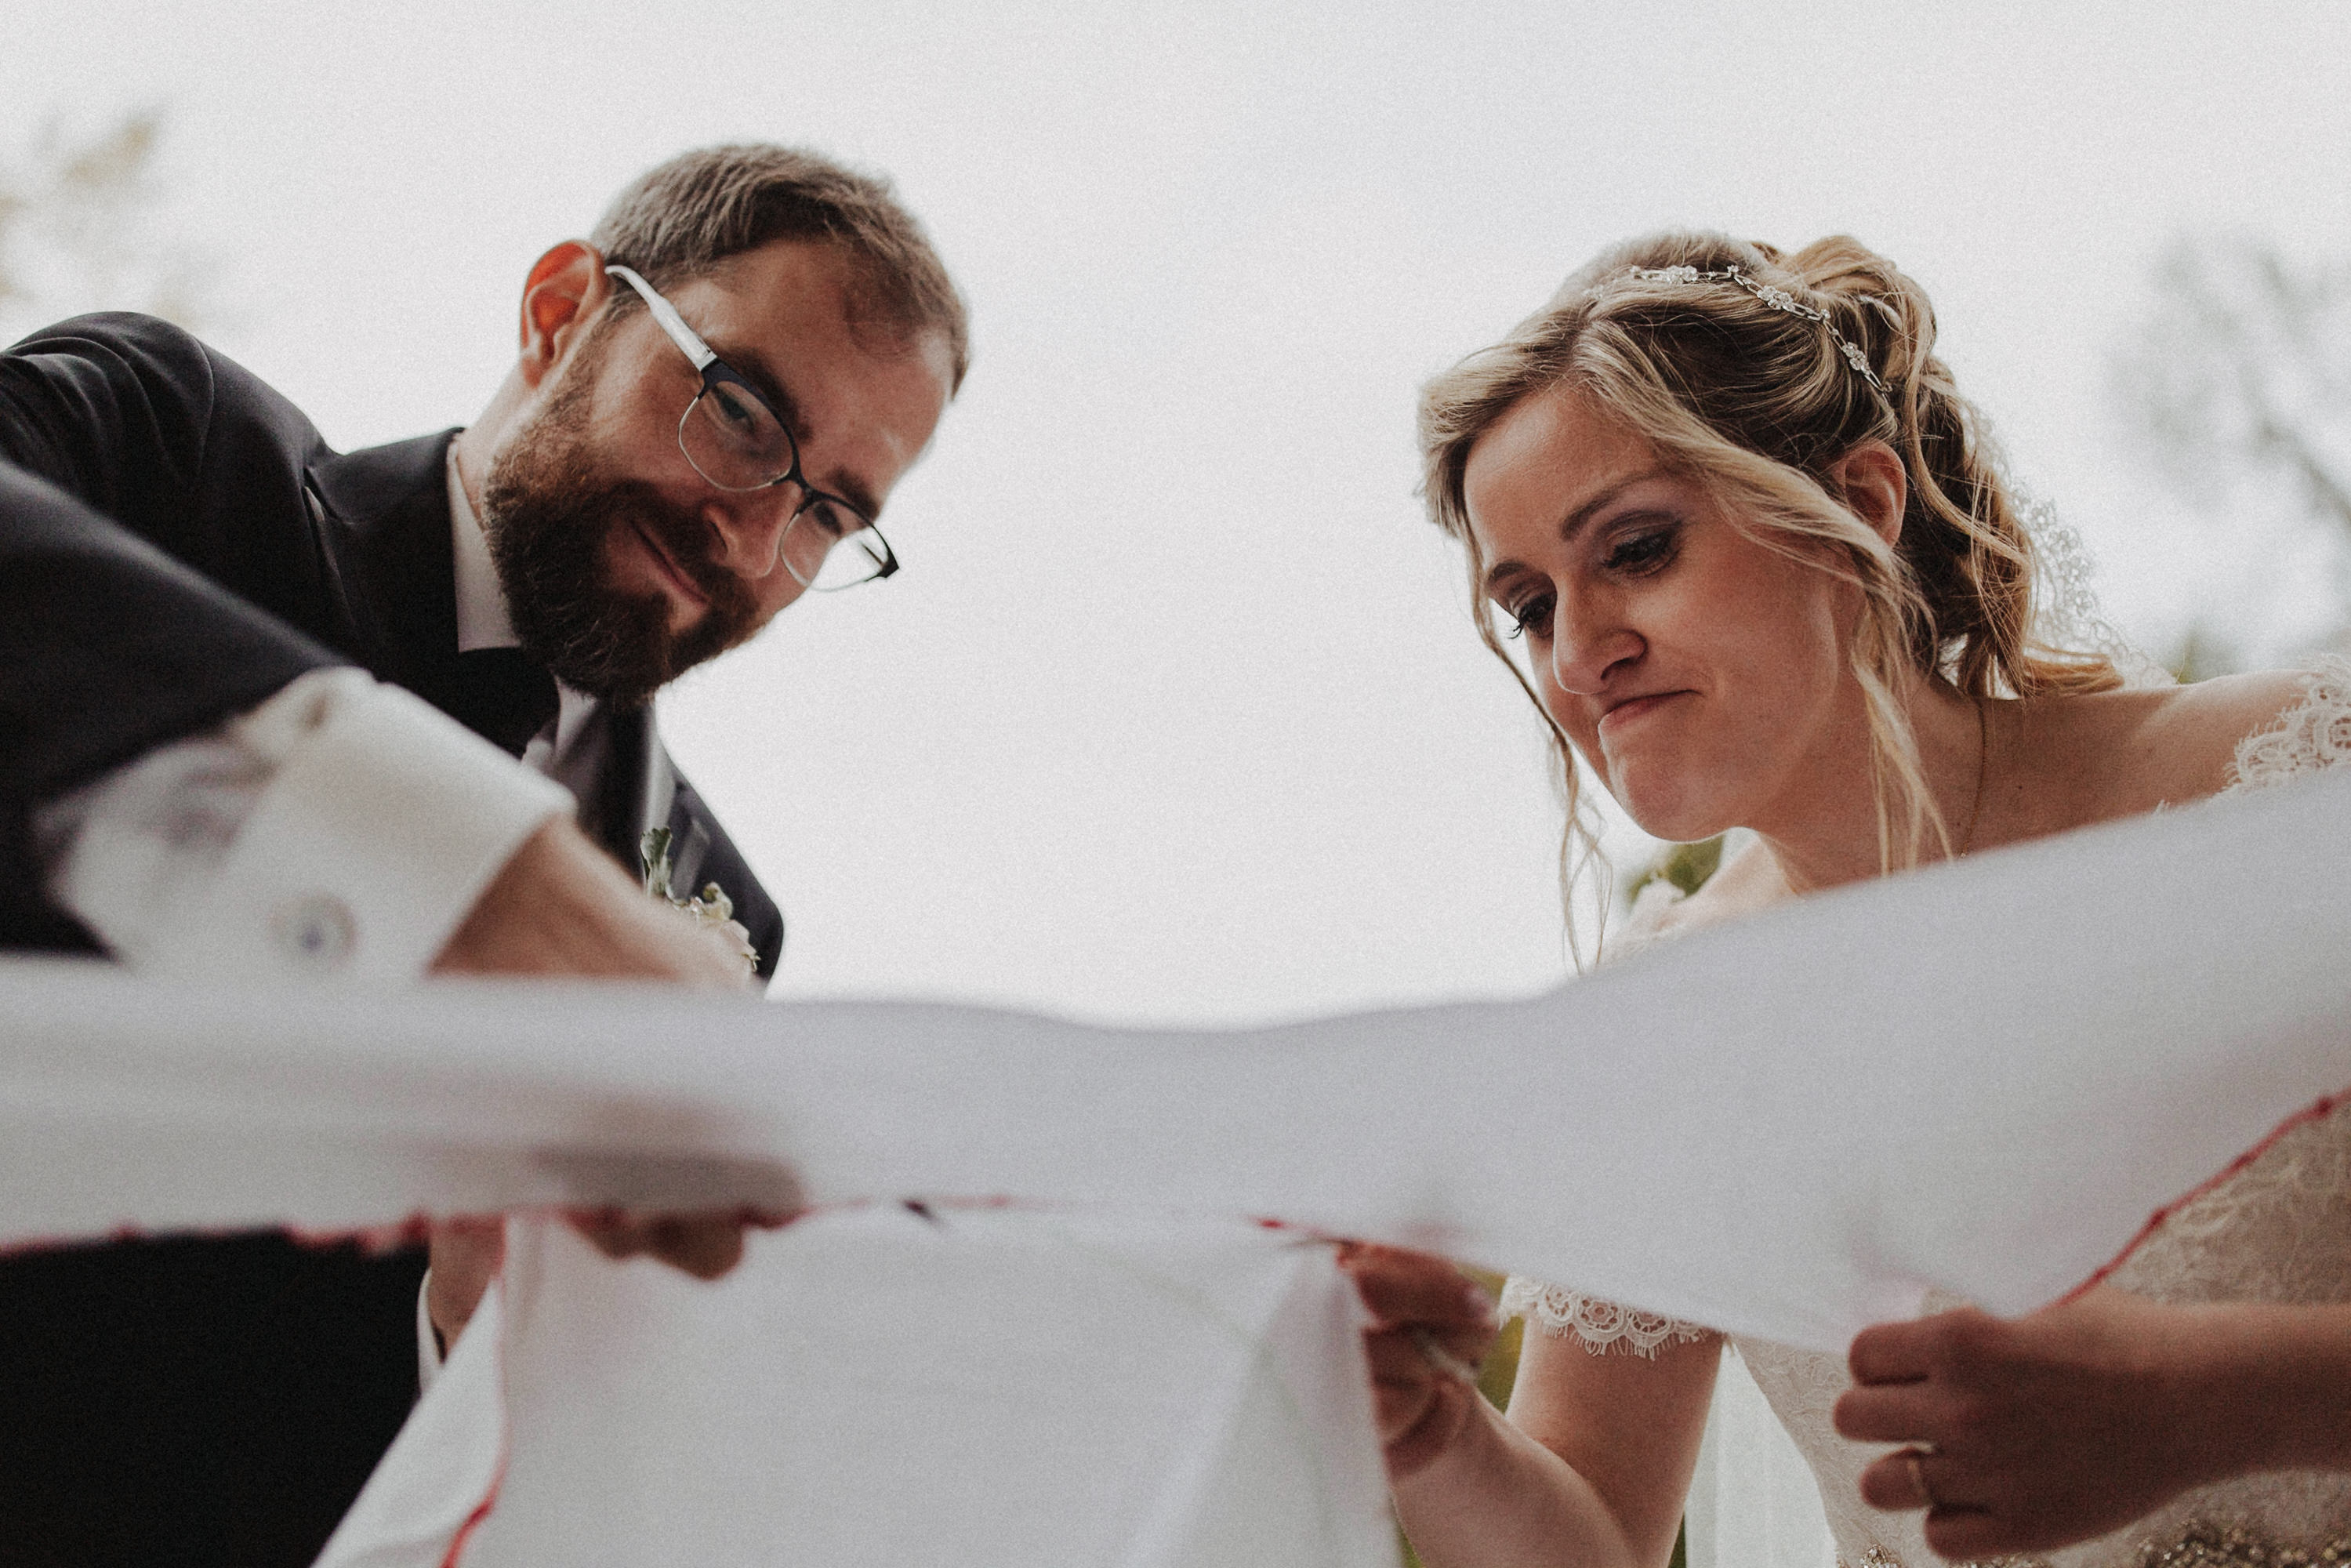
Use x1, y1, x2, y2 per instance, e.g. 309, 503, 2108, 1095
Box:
449, 648, 561, 758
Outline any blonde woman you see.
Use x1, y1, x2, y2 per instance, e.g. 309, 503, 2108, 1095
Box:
1349, 234, 2351, 1568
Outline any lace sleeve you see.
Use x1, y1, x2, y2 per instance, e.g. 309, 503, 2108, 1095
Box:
2229, 657, 2351, 792
1497, 1277, 1713, 1359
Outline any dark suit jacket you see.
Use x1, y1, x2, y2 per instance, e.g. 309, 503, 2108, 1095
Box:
0, 314, 784, 1566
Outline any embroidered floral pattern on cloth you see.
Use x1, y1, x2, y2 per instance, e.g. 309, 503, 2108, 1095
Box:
1503, 662, 2351, 1568
2132, 1523, 2351, 1568
1845, 1521, 2351, 1568
2233, 660, 2351, 791
1847, 1546, 2048, 1568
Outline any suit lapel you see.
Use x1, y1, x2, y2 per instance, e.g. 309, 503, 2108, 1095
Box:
591, 704, 682, 884
305, 431, 463, 702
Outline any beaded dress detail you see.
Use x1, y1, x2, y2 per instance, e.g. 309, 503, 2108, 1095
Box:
1501, 663, 2351, 1568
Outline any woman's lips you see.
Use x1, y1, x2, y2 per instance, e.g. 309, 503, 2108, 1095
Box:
1597, 691, 1687, 736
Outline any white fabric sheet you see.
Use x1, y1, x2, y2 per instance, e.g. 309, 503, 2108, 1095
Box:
9, 764, 2351, 1564
5, 771, 2349, 1350
318, 1209, 1395, 1568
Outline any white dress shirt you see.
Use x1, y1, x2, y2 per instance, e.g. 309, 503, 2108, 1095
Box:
32, 444, 576, 983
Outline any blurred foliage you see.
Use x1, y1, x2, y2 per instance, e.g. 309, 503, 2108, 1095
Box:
2118, 236, 2351, 648
0, 108, 209, 339
1461, 1266, 1524, 1412
1623, 835, 1725, 910
2166, 621, 2242, 684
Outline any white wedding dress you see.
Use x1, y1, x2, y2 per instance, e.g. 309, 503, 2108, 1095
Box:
1502, 662, 2351, 1568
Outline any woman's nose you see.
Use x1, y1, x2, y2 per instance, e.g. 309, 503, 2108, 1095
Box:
1547, 598, 1642, 696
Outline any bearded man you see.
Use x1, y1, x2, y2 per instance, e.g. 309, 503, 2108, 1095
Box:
0, 144, 965, 1566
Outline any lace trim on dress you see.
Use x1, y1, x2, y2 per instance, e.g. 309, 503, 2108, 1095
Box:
1497, 1276, 1711, 1359
2229, 657, 2351, 793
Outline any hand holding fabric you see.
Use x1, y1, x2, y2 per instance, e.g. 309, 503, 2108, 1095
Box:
426, 815, 776, 1350
431, 816, 755, 988
1337, 1242, 1499, 1479
427, 1210, 787, 1350
1838, 1286, 2351, 1558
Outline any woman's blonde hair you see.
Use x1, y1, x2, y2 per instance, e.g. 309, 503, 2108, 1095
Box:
1419, 232, 2118, 955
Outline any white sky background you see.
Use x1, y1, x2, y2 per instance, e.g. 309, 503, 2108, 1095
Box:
5, 1, 2349, 1025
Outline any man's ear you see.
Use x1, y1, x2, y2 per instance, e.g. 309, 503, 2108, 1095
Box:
1830, 440, 1908, 548
517, 241, 610, 389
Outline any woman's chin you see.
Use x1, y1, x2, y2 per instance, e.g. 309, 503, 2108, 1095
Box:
1611, 788, 1735, 847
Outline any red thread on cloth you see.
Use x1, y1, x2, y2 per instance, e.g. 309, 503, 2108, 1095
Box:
0, 1211, 434, 1261
2063, 1085, 2350, 1304
437, 1274, 515, 1568
438, 1469, 506, 1568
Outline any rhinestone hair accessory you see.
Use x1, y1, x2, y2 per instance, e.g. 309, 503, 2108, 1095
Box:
1625, 263, 1892, 399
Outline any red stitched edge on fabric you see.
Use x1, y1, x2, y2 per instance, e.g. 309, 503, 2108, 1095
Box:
0, 1189, 1101, 1268
437, 1468, 505, 1568
437, 1265, 517, 1568
2061, 1085, 2349, 1304
0, 1212, 439, 1261
0, 1195, 1047, 1262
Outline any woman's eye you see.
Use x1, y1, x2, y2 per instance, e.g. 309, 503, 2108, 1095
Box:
1604, 526, 1677, 575
1501, 594, 1554, 640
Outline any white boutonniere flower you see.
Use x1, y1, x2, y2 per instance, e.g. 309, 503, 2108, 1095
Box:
641, 826, 759, 979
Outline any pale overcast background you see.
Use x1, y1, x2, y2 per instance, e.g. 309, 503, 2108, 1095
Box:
5, 1, 2347, 1025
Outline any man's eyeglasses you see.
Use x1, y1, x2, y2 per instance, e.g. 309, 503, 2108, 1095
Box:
605, 263, 897, 593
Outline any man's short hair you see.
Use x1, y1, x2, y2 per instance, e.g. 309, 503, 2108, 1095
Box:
592, 143, 969, 393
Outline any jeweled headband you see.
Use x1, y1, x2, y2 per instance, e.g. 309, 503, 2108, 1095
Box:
1624, 263, 1892, 400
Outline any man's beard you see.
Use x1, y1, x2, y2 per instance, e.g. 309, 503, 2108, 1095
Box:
480, 360, 760, 709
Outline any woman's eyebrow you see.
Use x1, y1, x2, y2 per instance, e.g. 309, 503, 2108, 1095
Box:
1480, 557, 1539, 596
1557, 470, 1667, 543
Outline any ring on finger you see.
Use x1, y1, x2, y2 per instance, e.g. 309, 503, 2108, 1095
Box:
1903, 1448, 1943, 1512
